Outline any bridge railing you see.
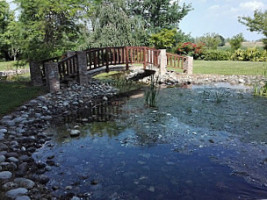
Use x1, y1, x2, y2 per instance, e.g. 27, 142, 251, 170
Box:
30, 46, 193, 92
58, 54, 79, 83
166, 53, 188, 72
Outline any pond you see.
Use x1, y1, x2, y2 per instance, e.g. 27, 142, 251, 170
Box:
33, 83, 267, 199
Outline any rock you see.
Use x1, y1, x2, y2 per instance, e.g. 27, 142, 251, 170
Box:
3, 182, 18, 190
15, 196, 31, 200
6, 188, 28, 199
0, 128, 8, 134
38, 175, 49, 184
238, 79, 245, 84
0, 143, 8, 151
0, 155, 6, 163
148, 186, 155, 192
14, 178, 35, 189
70, 129, 80, 137
0, 171, 12, 180
8, 157, 19, 163
71, 196, 80, 200
0, 133, 4, 140
65, 186, 72, 190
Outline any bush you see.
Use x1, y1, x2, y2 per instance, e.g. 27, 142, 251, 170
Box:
231, 48, 267, 62
175, 42, 205, 59
202, 50, 231, 61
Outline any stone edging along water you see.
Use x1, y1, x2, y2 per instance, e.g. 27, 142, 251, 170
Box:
0, 81, 117, 199
0, 74, 266, 199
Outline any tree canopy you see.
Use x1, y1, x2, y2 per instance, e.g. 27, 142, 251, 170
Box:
239, 10, 267, 49
0, 0, 14, 60
128, 0, 192, 33
0, 0, 192, 61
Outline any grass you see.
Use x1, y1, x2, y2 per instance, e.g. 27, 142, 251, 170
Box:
221, 42, 264, 50
193, 60, 267, 76
0, 61, 29, 71
0, 73, 45, 118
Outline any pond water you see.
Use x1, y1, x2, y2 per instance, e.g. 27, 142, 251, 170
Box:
33, 83, 267, 199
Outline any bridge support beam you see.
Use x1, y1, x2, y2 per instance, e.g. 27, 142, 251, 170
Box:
45, 62, 60, 93
183, 56, 193, 75
159, 49, 167, 75
30, 61, 43, 86
77, 51, 88, 86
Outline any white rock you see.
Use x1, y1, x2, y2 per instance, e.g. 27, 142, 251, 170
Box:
70, 129, 80, 137
0, 128, 7, 134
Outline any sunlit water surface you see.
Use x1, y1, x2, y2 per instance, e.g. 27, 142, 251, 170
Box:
33, 83, 267, 199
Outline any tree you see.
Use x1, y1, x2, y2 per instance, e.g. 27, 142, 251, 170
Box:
196, 33, 221, 50
149, 29, 176, 49
0, 0, 14, 60
229, 33, 244, 51
4, 21, 23, 61
89, 0, 148, 47
127, 0, 192, 33
14, 0, 92, 61
215, 34, 225, 47
239, 10, 267, 49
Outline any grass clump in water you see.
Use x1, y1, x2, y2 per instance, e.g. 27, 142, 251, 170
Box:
144, 75, 160, 107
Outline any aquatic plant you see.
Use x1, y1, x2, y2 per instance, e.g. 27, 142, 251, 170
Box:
253, 69, 267, 97
202, 90, 231, 104
254, 82, 267, 97
145, 74, 160, 107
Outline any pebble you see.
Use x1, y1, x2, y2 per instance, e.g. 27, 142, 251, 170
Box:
8, 157, 19, 163
5, 188, 28, 199
0, 171, 12, 180
148, 186, 155, 192
15, 196, 31, 200
70, 129, 80, 137
0, 155, 6, 163
14, 178, 35, 189
71, 196, 80, 200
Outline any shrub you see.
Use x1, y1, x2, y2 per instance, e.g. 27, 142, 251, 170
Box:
231, 48, 267, 62
229, 33, 244, 51
202, 50, 231, 61
175, 42, 205, 59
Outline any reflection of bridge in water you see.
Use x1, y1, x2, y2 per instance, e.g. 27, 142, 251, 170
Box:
53, 97, 129, 125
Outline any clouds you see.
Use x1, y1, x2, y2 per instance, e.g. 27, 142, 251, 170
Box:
179, 0, 266, 40
239, 1, 266, 11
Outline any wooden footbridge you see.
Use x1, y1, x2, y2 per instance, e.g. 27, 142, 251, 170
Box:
30, 46, 193, 92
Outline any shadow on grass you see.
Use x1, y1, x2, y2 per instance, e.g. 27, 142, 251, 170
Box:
0, 79, 46, 118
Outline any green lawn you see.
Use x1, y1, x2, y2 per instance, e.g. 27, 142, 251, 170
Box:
0, 78, 45, 117
193, 60, 267, 76
0, 61, 29, 71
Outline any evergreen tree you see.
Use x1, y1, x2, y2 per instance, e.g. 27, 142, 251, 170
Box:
89, 0, 148, 47
0, 0, 14, 60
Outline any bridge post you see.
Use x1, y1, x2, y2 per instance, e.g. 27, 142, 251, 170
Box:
159, 49, 167, 75
30, 61, 43, 86
105, 48, 109, 73
44, 62, 60, 93
143, 47, 147, 70
183, 56, 193, 75
67, 51, 76, 57
125, 47, 129, 70
77, 51, 88, 86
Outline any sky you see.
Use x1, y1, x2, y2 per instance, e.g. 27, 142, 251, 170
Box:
179, 0, 267, 41
7, 0, 267, 41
